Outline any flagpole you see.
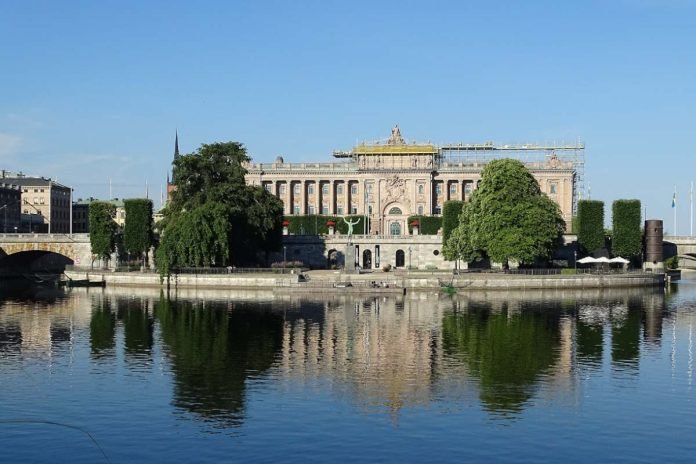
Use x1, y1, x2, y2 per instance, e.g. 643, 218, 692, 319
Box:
674, 185, 677, 235
691, 181, 693, 237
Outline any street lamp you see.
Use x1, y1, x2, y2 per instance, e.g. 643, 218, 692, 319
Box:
574, 250, 577, 271
408, 246, 412, 270
283, 245, 287, 273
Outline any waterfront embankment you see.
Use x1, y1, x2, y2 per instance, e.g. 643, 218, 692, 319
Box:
64, 269, 665, 291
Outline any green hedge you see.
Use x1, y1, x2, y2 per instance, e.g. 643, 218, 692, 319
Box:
612, 199, 641, 259
283, 215, 365, 235
407, 216, 442, 235
577, 200, 605, 254
442, 201, 464, 243
123, 199, 153, 258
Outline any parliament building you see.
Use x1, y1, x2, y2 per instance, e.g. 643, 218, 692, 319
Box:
245, 126, 581, 236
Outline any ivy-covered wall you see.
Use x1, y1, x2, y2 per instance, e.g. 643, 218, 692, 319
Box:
442, 201, 464, 243
577, 200, 605, 255
612, 199, 642, 259
283, 215, 366, 235
407, 216, 442, 235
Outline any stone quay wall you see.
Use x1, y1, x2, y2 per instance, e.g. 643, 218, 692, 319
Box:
64, 269, 664, 291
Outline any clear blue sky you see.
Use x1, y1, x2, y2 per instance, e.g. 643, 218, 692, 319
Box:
1, 0, 695, 233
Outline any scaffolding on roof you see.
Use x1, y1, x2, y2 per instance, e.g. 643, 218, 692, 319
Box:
439, 141, 585, 216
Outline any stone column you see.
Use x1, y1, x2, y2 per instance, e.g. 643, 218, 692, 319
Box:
329, 180, 335, 215
346, 181, 352, 214
300, 180, 306, 215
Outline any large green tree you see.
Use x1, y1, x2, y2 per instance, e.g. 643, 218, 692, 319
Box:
611, 199, 642, 260
123, 199, 154, 268
156, 141, 283, 274
444, 159, 565, 266
88, 201, 117, 268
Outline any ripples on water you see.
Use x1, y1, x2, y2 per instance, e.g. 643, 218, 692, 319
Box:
1, 279, 696, 462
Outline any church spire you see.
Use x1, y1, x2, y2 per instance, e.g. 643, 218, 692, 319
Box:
174, 130, 180, 160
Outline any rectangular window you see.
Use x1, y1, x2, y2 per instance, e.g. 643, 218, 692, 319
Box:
418, 205, 424, 215
435, 204, 442, 215
293, 184, 300, 195
337, 205, 344, 215
279, 184, 286, 194
435, 184, 442, 195
322, 205, 329, 215
308, 184, 314, 195
293, 205, 300, 215
465, 183, 473, 194
322, 184, 329, 195
264, 183, 272, 193
450, 183, 457, 194
337, 184, 344, 195
367, 184, 373, 194
351, 184, 358, 195
549, 182, 557, 194
308, 205, 316, 215
40, 198, 45, 205
351, 204, 358, 214
34, 197, 38, 204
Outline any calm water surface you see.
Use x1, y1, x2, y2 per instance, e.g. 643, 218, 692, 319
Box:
1, 278, 696, 463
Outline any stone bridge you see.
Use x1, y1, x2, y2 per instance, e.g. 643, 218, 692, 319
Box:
0, 233, 93, 272
664, 236, 696, 269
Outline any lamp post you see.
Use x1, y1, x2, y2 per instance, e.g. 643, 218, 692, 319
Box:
408, 246, 412, 271
574, 250, 577, 271
283, 245, 287, 273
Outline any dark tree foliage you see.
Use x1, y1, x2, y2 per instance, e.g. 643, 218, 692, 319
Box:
88, 201, 117, 267
156, 141, 284, 274
577, 200, 605, 255
406, 216, 442, 235
445, 159, 565, 265
611, 199, 642, 260
123, 199, 153, 267
442, 200, 464, 243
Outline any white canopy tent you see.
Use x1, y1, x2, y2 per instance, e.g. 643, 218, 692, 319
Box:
609, 257, 630, 264
577, 256, 598, 264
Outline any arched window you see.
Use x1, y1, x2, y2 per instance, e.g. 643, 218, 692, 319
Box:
395, 249, 405, 267
417, 205, 424, 215
388, 207, 402, 215
418, 185, 424, 194
390, 221, 401, 236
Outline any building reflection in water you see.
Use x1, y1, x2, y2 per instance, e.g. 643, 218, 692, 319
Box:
1, 284, 693, 426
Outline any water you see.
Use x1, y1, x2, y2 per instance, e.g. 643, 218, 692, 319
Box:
1, 279, 696, 463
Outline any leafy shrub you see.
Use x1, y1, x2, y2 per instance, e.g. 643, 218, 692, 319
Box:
665, 256, 679, 269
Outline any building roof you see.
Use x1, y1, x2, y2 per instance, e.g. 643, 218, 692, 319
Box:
2, 176, 70, 190
73, 198, 125, 207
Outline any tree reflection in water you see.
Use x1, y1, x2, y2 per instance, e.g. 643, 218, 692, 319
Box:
442, 301, 562, 415
155, 296, 284, 427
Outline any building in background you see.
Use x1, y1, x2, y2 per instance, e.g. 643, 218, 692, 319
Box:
244, 126, 583, 235
0, 172, 72, 233
0, 182, 22, 233
72, 198, 126, 233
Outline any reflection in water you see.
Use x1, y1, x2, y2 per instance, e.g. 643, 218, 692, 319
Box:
442, 301, 562, 415
90, 297, 116, 358
4, 283, 695, 428
156, 296, 285, 427
118, 297, 154, 364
